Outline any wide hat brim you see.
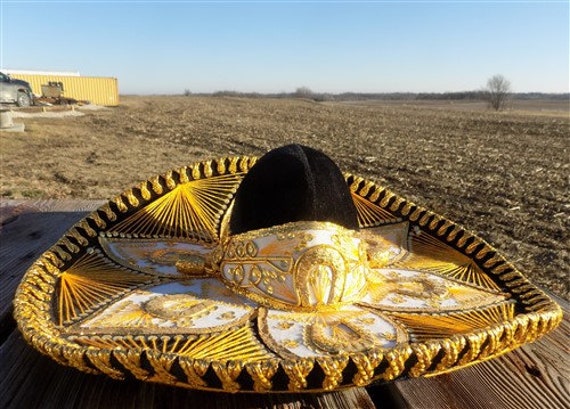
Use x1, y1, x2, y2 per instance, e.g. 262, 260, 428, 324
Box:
14, 155, 562, 393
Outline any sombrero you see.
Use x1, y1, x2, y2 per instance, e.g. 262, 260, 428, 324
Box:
14, 144, 562, 393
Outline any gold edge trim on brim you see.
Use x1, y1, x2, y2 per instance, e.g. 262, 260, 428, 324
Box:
13, 155, 564, 393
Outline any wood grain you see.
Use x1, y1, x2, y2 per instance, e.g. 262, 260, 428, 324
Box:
1, 199, 568, 409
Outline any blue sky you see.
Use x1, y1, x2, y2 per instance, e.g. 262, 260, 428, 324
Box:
1, 1, 568, 94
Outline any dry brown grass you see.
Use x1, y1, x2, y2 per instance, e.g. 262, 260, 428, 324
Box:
1, 96, 568, 299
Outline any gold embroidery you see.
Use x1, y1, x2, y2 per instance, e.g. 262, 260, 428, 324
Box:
388, 302, 516, 341
57, 250, 157, 325
283, 339, 300, 348
113, 349, 150, 379
146, 351, 179, 385
175, 255, 207, 276
211, 361, 243, 392
317, 356, 349, 390
276, 321, 294, 330
295, 245, 358, 307
258, 307, 407, 359
401, 231, 501, 291
220, 222, 368, 311
409, 342, 441, 377
109, 173, 243, 241
85, 349, 125, 379
143, 295, 218, 324
294, 232, 314, 252
366, 269, 447, 306
363, 268, 507, 313
178, 358, 208, 389
308, 316, 375, 354
383, 347, 412, 381
246, 360, 279, 392
99, 237, 214, 277
69, 326, 274, 362
351, 351, 383, 386
282, 360, 314, 391
218, 311, 236, 320
350, 190, 400, 227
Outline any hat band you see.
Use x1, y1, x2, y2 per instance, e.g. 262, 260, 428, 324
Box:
218, 221, 368, 312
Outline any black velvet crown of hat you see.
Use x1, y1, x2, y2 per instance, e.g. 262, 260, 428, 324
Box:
230, 144, 359, 234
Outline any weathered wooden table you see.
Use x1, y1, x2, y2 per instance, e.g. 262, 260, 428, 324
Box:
1, 200, 568, 409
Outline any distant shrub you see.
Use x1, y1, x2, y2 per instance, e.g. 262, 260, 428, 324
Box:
294, 87, 314, 99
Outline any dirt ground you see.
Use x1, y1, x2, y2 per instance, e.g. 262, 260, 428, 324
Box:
1, 96, 568, 299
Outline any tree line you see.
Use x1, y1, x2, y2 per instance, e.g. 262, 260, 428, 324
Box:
183, 75, 568, 111
185, 89, 567, 102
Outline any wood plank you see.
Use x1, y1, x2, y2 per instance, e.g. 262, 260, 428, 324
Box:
1, 199, 568, 408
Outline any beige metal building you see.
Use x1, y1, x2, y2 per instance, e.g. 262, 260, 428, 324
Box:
7, 70, 119, 106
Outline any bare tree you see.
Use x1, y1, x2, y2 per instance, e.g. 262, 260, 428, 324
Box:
295, 86, 314, 99
485, 74, 511, 111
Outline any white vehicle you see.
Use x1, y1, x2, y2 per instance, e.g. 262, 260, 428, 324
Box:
0, 72, 34, 106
